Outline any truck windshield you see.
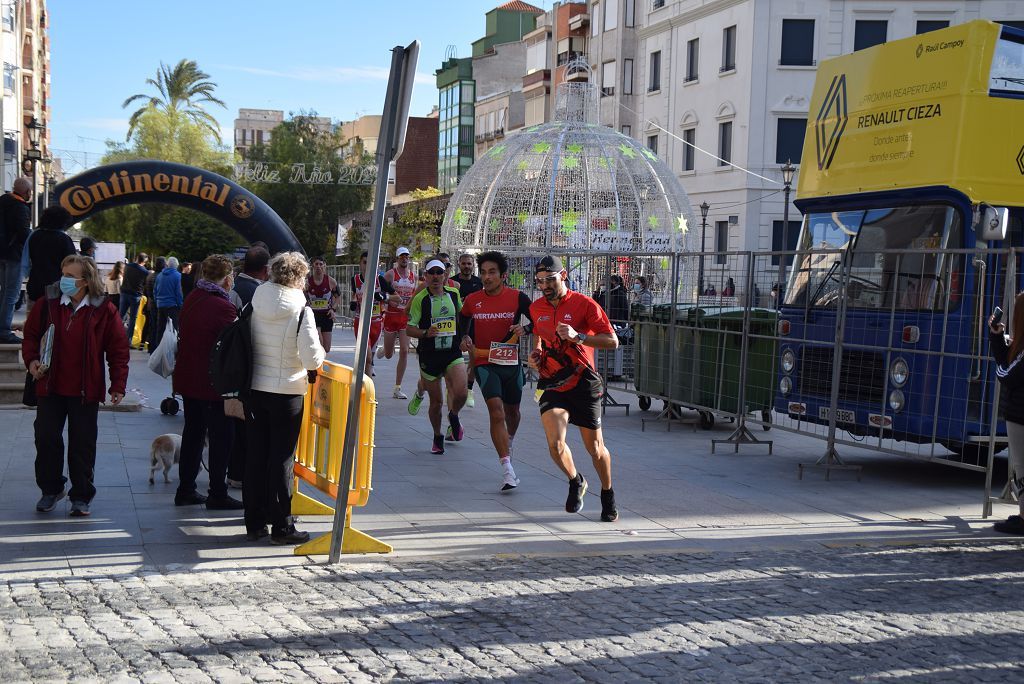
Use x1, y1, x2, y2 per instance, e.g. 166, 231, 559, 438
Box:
784, 204, 961, 311
991, 34, 1024, 95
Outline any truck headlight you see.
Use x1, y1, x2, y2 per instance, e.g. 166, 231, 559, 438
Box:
889, 358, 909, 387
780, 376, 792, 396
889, 390, 905, 412
781, 349, 795, 374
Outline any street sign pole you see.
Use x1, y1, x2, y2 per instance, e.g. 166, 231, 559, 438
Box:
328, 41, 419, 564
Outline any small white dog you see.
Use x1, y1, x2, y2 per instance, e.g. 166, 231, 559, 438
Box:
149, 434, 181, 484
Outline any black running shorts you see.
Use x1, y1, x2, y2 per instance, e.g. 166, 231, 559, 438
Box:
313, 312, 334, 332
475, 364, 524, 405
538, 384, 602, 430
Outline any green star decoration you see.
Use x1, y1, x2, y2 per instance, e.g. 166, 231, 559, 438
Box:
598, 157, 610, 169
560, 210, 579, 233
488, 145, 506, 158
618, 144, 636, 158
454, 208, 468, 228
566, 143, 584, 155
532, 142, 552, 154
609, 218, 619, 231
648, 215, 660, 229
516, 160, 529, 172
675, 215, 689, 234
660, 257, 670, 270
516, 211, 529, 225
641, 148, 658, 161
562, 156, 580, 170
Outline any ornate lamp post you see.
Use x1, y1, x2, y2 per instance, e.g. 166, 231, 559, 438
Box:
776, 159, 796, 303
24, 116, 44, 225
698, 200, 710, 297
39, 156, 52, 209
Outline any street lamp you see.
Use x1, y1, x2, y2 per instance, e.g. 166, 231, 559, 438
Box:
24, 116, 44, 224
39, 156, 52, 209
776, 159, 796, 305
698, 200, 710, 298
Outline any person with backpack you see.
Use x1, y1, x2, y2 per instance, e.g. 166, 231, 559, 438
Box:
172, 254, 242, 510
26, 206, 76, 305
0, 178, 31, 343
244, 252, 325, 544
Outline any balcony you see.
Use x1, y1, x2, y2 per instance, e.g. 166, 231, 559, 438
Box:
494, 127, 504, 139
475, 133, 486, 143
568, 13, 589, 32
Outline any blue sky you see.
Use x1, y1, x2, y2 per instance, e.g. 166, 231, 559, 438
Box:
49, 0, 536, 173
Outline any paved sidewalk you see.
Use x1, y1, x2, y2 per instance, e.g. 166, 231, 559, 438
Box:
0, 339, 1018, 579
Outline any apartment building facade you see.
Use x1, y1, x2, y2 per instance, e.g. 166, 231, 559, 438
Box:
1, 0, 50, 196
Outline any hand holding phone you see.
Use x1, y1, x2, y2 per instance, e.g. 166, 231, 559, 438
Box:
991, 306, 1004, 333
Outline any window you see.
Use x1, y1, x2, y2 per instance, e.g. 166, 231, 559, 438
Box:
625, 0, 635, 27
3, 63, 14, 93
621, 125, 631, 137
622, 58, 634, 95
647, 134, 658, 155
601, 61, 616, 96
648, 50, 661, 91
1000, 21, 1024, 30
722, 25, 737, 71
1, 2, 12, 31
916, 20, 949, 35
682, 128, 695, 171
526, 40, 546, 73
592, 4, 600, 37
776, 118, 806, 164
604, 0, 618, 32
685, 38, 699, 82
715, 221, 729, 263
772, 220, 801, 266
653, 0, 664, 8
718, 121, 732, 166
854, 20, 887, 51
781, 19, 815, 66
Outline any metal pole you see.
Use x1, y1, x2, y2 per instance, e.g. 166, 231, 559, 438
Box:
328, 45, 409, 564
777, 183, 791, 300
30, 161, 37, 226
698, 216, 707, 296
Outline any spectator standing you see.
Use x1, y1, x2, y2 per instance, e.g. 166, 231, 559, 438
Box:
233, 245, 270, 307
119, 253, 149, 346
23, 254, 129, 517
180, 262, 195, 299
989, 298, 1024, 536
153, 256, 183, 348
79, 237, 97, 259
0, 177, 32, 343
722, 277, 736, 298
172, 254, 242, 510
245, 252, 325, 544
26, 206, 76, 304
142, 256, 164, 352
225, 244, 270, 490
104, 262, 124, 311
632, 276, 653, 309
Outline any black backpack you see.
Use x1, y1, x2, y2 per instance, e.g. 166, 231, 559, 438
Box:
209, 304, 253, 398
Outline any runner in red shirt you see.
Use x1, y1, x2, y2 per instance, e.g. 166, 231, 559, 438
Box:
459, 251, 533, 491
377, 246, 417, 400
528, 255, 620, 522
349, 251, 397, 376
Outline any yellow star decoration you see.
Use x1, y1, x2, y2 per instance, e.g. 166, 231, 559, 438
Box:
675, 215, 688, 234
618, 144, 636, 158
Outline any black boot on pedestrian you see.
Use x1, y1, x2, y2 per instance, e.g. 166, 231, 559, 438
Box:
174, 491, 208, 506
270, 526, 310, 545
993, 515, 1024, 535
600, 488, 618, 522
206, 494, 244, 511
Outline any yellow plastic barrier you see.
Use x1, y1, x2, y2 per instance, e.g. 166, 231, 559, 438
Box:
290, 360, 390, 555
131, 296, 147, 348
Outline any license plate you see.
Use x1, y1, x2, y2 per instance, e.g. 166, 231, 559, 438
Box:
818, 407, 855, 424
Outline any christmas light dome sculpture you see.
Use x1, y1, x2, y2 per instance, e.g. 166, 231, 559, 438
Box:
441, 63, 697, 259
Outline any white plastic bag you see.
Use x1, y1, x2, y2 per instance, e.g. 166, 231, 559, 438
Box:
148, 322, 177, 378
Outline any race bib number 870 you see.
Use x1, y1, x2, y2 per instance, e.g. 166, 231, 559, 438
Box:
433, 316, 456, 337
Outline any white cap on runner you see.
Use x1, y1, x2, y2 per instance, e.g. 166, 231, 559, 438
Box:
424, 259, 446, 271
396, 246, 411, 256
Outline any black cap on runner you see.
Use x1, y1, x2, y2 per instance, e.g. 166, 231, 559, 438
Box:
535, 255, 564, 274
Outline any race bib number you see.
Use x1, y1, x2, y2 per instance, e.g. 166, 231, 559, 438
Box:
400, 294, 412, 307
488, 342, 519, 365
310, 296, 330, 311
433, 316, 456, 337
371, 302, 383, 317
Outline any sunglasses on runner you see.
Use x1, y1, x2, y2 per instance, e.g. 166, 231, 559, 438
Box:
535, 274, 559, 285
426, 268, 446, 275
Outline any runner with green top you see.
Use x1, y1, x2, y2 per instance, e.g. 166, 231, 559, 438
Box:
405, 258, 469, 454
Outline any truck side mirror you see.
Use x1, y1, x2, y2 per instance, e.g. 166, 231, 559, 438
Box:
978, 205, 1009, 241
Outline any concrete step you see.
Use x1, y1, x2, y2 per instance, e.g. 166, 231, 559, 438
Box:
0, 362, 25, 383
0, 385, 24, 404
0, 344, 22, 366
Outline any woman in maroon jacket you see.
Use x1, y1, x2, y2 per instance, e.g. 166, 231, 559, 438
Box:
23, 254, 130, 517
172, 254, 242, 511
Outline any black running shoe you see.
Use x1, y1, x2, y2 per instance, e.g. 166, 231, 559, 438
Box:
565, 473, 587, 513
445, 412, 464, 441
431, 435, 445, 454
600, 488, 618, 522
993, 514, 1024, 535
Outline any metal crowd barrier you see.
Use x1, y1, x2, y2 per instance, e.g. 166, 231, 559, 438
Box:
290, 360, 390, 555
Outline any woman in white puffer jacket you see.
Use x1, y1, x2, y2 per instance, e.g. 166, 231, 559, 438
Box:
244, 252, 326, 545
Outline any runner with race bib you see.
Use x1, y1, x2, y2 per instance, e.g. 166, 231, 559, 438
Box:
459, 251, 533, 491
378, 246, 417, 400
350, 251, 396, 377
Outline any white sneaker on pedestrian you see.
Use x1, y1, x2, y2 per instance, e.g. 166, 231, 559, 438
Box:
376, 347, 386, 359
465, 391, 475, 408
227, 478, 243, 490
501, 462, 519, 491
393, 387, 408, 400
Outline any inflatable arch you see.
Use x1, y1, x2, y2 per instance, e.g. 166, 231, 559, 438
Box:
53, 160, 303, 255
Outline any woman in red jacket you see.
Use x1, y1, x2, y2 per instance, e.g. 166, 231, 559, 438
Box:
23, 254, 130, 517
172, 254, 242, 511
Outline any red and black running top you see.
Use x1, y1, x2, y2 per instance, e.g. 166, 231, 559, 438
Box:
529, 289, 614, 392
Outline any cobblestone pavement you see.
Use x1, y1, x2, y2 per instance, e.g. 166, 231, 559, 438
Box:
2, 541, 1022, 682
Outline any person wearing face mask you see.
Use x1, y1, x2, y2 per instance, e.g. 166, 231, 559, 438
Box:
23, 254, 130, 517
632, 276, 653, 308
171, 254, 243, 510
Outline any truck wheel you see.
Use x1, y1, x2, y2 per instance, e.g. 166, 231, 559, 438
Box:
638, 396, 652, 411
699, 411, 715, 430
761, 409, 772, 431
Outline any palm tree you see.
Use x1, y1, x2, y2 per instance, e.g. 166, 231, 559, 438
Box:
122, 59, 226, 143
